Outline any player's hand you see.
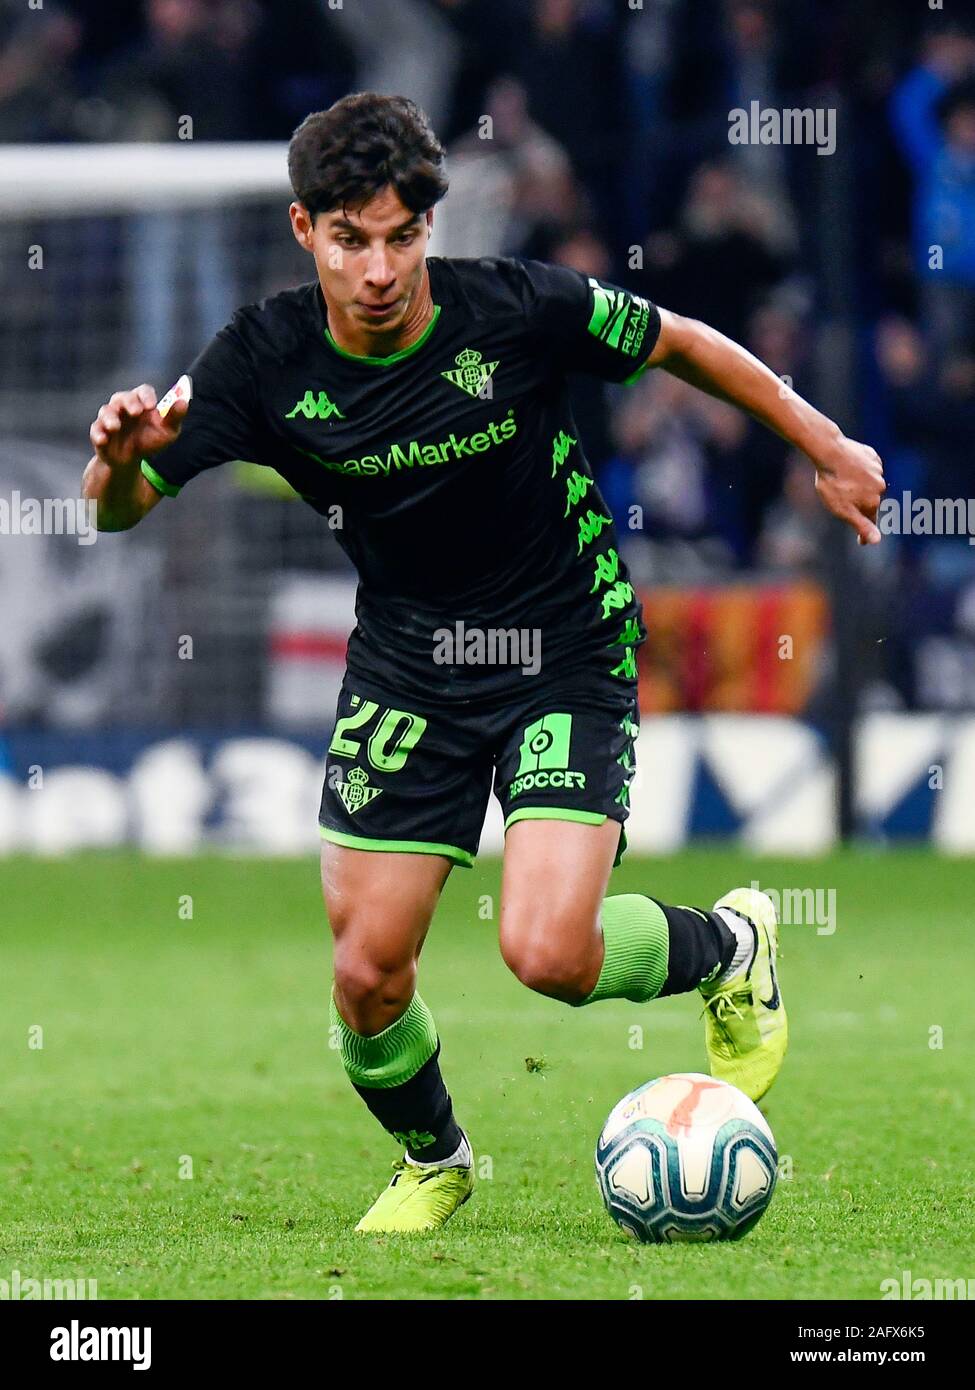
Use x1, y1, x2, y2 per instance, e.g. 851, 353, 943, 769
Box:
813, 435, 886, 545
88, 383, 189, 469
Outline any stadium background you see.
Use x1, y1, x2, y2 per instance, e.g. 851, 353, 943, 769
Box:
2, 0, 975, 854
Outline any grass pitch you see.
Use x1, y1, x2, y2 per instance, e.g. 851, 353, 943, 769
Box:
1, 849, 972, 1300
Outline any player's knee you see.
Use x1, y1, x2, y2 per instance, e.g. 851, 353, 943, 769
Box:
500, 922, 593, 1003
332, 945, 416, 1033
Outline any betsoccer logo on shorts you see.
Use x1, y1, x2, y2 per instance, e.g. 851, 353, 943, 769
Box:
508, 714, 586, 800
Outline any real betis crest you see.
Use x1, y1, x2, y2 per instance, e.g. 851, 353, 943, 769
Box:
336, 766, 382, 815
442, 348, 499, 398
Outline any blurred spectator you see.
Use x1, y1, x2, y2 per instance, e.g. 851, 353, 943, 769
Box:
716, 297, 802, 558
233, 0, 356, 140
723, 0, 786, 191
875, 314, 975, 584
599, 290, 802, 575
326, 0, 458, 131
620, 0, 677, 247
600, 371, 740, 585
104, 0, 259, 382
756, 452, 822, 573
451, 76, 582, 256
876, 315, 975, 502
431, 0, 523, 143
99, 0, 256, 141
891, 24, 975, 359
0, 0, 354, 144
0, 0, 82, 140
873, 315, 932, 499
511, 0, 624, 223
663, 0, 820, 166
638, 160, 795, 343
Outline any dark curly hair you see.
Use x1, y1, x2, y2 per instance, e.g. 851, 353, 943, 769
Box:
288, 92, 449, 222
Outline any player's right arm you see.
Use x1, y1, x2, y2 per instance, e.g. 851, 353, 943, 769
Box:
83, 383, 189, 531
83, 314, 262, 529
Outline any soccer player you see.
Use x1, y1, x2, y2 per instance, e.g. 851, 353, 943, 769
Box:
84, 94, 885, 1233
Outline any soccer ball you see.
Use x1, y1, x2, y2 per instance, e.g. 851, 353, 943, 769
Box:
595, 1072, 777, 1243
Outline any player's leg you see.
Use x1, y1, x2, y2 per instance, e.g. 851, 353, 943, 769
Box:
324, 839, 459, 1150
498, 816, 741, 1006
318, 676, 492, 1230
499, 818, 786, 1100
495, 695, 787, 1101
322, 841, 474, 1231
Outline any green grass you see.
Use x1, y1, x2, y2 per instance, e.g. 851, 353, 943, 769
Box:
1, 849, 972, 1300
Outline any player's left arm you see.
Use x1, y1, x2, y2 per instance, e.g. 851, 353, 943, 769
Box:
645, 308, 886, 544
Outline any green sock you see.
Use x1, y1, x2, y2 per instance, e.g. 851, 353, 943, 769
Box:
330, 990, 438, 1088
330, 991, 464, 1162
572, 894, 669, 1006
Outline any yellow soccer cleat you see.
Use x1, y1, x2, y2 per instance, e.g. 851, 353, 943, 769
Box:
355, 1153, 474, 1234
699, 888, 788, 1103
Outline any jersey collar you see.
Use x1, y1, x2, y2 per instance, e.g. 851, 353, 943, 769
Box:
318, 285, 442, 367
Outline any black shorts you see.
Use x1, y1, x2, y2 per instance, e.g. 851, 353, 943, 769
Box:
319, 665, 639, 868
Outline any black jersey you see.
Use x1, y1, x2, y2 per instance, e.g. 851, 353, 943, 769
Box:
143, 256, 661, 698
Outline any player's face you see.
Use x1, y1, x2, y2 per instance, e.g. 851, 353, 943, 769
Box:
291, 186, 433, 338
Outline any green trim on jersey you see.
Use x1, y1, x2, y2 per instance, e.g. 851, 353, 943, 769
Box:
140, 459, 181, 497
319, 824, 474, 867
504, 807, 607, 830
622, 357, 653, 386
323, 305, 442, 366
587, 280, 631, 349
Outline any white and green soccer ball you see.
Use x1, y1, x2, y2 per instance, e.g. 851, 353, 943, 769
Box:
595, 1072, 777, 1243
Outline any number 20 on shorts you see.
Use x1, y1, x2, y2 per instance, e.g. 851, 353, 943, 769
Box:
329, 695, 428, 773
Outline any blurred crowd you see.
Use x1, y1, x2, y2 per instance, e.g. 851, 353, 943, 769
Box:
3, 0, 975, 608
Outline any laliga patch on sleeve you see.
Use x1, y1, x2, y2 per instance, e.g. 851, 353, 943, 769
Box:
157, 374, 192, 419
